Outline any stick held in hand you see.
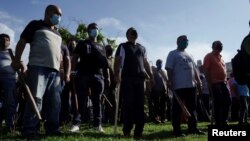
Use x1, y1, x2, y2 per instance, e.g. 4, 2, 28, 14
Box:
8, 49, 42, 120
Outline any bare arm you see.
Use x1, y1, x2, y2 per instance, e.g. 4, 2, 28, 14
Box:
144, 58, 153, 79
114, 56, 121, 84
71, 53, 79, 72
11, 38, 26, 69
144, 58, 154, 86
166, 68, 173, 90
194, 68, 201, 85
161, 69, 169, 91
63, 55, 71, 82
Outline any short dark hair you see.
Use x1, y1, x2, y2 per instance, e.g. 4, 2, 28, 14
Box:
67, 37, 76, 44
212, 41, 222, 49
105, 45, 113, 56
177, 35, 188, 44
0, 33, 10, 40
87, 23, 98, 31
126, 27, 137, 37
156, 59, 162, 65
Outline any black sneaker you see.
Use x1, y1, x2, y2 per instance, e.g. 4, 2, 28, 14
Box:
187, 129, 205, 135
173, 131, 185, 137
238, 122, 250, 126
123, 132, 131, 138
22, 133, 39, 140
153, 118, 161, 124
134, 134, 142, 140
46, 130, 62, 136
161, 119, 168, 124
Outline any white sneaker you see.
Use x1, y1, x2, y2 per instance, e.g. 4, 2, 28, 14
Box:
69, 125, 80, 132
93, 126, 105, 133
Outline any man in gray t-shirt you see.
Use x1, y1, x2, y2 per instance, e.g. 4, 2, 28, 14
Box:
11, 5, 63, 137
165, 35, 204, 137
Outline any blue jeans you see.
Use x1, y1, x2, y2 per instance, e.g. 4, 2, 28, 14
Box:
22, 66, 61, 136
0, 78, 17, 130
72, 72, 104, 127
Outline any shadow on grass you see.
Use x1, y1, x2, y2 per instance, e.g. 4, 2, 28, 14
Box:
0, 132, 115, 141
0, 122, 209, 141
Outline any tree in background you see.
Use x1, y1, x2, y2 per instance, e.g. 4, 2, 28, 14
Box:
59, 23, 118, 49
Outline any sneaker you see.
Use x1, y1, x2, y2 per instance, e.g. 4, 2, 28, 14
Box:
123, 132, 131, 138
69, 125, 80, 132
46, 130, 62, 136
161, 119, 168, 124
173, 132, 185, 137
134, 134, 142, 140
187, 129, 205, 135
238, 122, 250, 126
93, 126, 105, 133
22, 133, 39, 140
173, 128, 185, 137
153, 117, 161, 124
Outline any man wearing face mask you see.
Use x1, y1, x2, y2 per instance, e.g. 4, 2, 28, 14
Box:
165, 35, 204, 137
114, 27, 154, 139
203, 41, 231, 127
11, 5, 63, 138
69, 23, 109, 133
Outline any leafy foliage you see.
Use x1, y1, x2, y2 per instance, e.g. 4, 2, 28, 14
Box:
59, 23, 117, 49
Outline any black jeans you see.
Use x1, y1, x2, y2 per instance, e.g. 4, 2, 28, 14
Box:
150, 89, 167, 121
73, 73, 104, 127
211, 82, 231, 126
172, 87, 197, 132
120, 77, 145, 136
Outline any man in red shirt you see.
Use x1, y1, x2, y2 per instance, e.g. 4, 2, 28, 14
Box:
203, 41, 231, 127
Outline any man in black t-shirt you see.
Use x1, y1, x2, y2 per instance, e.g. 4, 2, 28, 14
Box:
69, 23, 110, 133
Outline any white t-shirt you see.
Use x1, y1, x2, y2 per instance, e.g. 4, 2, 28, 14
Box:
0, 50, 17, 79
165, 49, 197, 90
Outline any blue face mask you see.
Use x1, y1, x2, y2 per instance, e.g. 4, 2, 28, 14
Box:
50, 14, 61, 25
178, 40, 188, 49
89, 29, 99, 38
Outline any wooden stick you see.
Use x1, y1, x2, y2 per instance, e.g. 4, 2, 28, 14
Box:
8, 49, 42, 120
172, 90, 191, 118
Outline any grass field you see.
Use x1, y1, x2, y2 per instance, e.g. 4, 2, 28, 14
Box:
0, 121, 210, 141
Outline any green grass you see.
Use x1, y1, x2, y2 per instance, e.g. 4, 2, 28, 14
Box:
0, 121, 209, 141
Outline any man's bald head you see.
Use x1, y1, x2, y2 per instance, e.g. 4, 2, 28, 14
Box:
44, 5, 62, 22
